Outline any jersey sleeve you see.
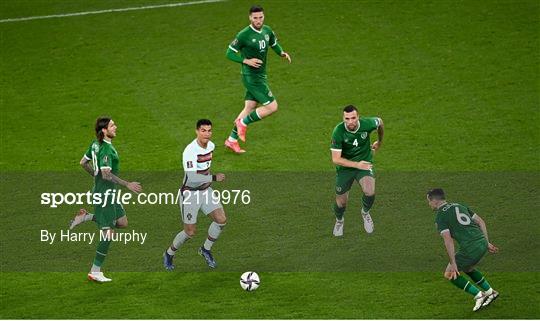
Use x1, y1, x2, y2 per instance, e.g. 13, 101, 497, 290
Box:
330, 127, 343, 151
182, 148, 197, 171
269, 28, 284, 56
435, 213, 450, 234
98, 147, 113, 170
228, 32, 244, 53
366, 117, 381, 132
83, 142, 93, 160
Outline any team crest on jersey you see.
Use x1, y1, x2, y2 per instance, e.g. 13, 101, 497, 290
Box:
103, 155, 108, 163
361, 132, 368, 139
265, 34, 270, 41
252, 39, 256, 42
344, 138, 348, 143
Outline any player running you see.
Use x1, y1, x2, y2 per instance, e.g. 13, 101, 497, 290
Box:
164, 119, 227, 270
71, 117, 142, 282
427, 188, 500, 311
330, 105, 383, 236
224, 5, 292, 154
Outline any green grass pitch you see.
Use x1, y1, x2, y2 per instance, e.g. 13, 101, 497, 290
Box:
1, 0, 539, 319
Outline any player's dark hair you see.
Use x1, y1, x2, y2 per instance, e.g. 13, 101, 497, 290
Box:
249, 5, 264, 14
95, 116, 111, 144
427, 188, 446, 201
196, 119, 212, 129
343, 105, 358, 113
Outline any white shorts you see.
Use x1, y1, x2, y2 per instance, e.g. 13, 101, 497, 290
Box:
179, 187, 222, 224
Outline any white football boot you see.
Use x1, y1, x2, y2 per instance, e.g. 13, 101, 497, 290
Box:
88, 272, 112, 283
333, 219, 344, 237
473, 291, 489, 311
69, 208, 88, 230
482, 289, 499, 307
361, 210, 374, 234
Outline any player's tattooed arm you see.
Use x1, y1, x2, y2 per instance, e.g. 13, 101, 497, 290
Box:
372, 118, 384, 151
80, 156, 94, 177
101, 168, 142, 193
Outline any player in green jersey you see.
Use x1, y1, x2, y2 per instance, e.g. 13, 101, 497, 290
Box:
71, 117, 142, 282
330, 105, 384, 236
224, 5, 292, 154
427, 188, 500, 311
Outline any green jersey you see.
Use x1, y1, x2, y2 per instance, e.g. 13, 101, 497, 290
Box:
84, 139, 120, 194
229, 25, 280, 77
435, 202, 486, 253
330, 117, 381, 170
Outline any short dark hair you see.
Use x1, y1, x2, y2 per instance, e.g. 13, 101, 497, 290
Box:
427, 188, 446, 201
95, 116, 111, 143
249, 5, 264, 14
196, 119, 212, 129
343, 105, 358, 113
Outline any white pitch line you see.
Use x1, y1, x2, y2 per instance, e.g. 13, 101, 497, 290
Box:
0, 0, 226, 23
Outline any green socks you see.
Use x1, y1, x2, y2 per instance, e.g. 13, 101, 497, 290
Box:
93, 238, 111, 268
466, 269, 492, 291
229, 110, 262, 140
450, 275, 481, 296
229, 126, 239, 140
242, 110, 261, 125
362, 194, 375, 213
333, 203, 346, 220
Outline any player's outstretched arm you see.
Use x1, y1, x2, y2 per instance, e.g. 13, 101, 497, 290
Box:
271, 43, 291, 63
80, 156, 94, 177
372, 118, 384, 151
331, 150, 372, 170
101, 168, 142, 193
441, 231, 460, 279
472, 214, 499, 253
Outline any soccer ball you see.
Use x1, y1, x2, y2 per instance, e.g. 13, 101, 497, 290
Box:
240, 271, 260, 291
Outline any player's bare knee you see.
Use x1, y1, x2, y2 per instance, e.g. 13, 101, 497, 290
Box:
267, 101, 278, 114
336, 194, 348, 207
116, 217, 128, 228
216, 216, 227, 225
184, 226, 196, 237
